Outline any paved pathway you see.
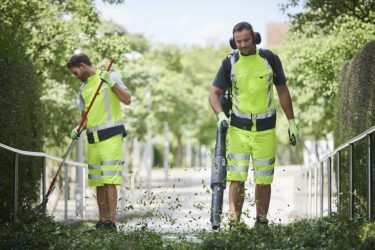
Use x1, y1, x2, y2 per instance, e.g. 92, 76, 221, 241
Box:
51, 165, 304, 233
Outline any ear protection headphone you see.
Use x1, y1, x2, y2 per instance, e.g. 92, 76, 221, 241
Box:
229, 22, 261, 49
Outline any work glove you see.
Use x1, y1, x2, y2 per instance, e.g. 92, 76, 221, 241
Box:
70, 127, 80, 140
100, 71, 116, 88
288, 119, 298, 146
217, 112, 229, 129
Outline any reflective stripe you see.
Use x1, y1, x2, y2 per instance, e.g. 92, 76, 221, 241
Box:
230, 55, 237, 85
101, 160, 123, 166
230, 54, 240, 111
253, 158, 275, 166
227, 153, 250, 161
78, 83, 86, 112
265, 59, 273, 114
87, 120, 124, 133
227, 165, 248, 172
102, 170, 122, 176
254, 169, 274, 177
267, 73, 272, 112
102, 89, 112, 122
88, 164, 101, 170
232, 107, 276, 120
88, 174, 101, 180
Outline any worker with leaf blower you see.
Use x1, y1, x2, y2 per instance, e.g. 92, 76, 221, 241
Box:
67, 52, 131, 231
208, 22, 298, 228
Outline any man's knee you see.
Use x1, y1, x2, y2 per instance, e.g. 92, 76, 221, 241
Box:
230, 181, 245, 187
256, 183, 271, 189
256, 183, 270, 187
255, 184, 271, 195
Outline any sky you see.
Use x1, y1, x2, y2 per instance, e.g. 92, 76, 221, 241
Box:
94, 0, 302, 47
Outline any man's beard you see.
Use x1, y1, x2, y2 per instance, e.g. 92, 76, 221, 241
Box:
79, 72, 90, 82
240, 45, 256, 56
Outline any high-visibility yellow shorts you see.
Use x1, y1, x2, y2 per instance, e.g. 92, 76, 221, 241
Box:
87, 134, 123, 187
226, 126, 276, 184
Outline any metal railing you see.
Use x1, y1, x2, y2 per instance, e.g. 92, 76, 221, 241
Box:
0, 142, 87, 223
301, 125, 374, 220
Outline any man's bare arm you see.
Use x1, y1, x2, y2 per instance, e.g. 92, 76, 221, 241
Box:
112, 84, 131, 105
275, 84, 294, 120
208, 85, 225, 114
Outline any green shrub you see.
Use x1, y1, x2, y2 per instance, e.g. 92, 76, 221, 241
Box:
1, 211, 373, 249
0, 25, 45, 222
334, 41, 375, 217
360, 221, 375, 248
0, 211, 166, 250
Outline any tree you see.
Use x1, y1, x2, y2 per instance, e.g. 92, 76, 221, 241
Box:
281, 0, 374, 33
0, 0, 130, 221
121, 42, 229, 166
280, 0, 375, 216
279, 13, 374, 139
180, 45, 231, 146
0, 24, 44, 221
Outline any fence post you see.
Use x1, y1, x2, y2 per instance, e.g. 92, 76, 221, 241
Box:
368, 134, 373, 220
64, 163, 68, 222
163, 122, 169, 183
42, 157, 47, 214
76, 135, 84, 218
309, 168, 312, 218
349, 143, 354, 220
337, 151, 341, 210
13, 153, 19, 223
327, 157, 332, 213
315, 165, 318, 217
320, 162, 324, 216
303, 171, 307, 217
305, 170, 309, 217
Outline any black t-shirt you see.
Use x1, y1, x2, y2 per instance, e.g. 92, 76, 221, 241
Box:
212, 49, 287, 90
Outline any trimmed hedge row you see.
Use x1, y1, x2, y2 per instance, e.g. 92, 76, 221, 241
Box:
0, 26, 45, 222
335, 41, 375, 216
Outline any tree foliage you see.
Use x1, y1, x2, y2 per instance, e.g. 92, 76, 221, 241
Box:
281, 0, 375, 217
281, 0, 374, 33
0, 24, 44, 221
0, 0, 131, 221
121, 43, 227, 166
280, 13, 374, 139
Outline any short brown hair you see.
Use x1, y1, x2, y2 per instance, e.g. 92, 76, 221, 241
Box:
233, 22, 254, 34
66, 53, 92, 69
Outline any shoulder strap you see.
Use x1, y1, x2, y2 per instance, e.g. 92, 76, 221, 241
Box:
220, 51, 239, 116
225, 50, 240, 90
259, 48, 276, 71
224, 51, 238, 73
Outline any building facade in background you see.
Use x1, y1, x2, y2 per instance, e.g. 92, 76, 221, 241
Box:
266, 22, 289, 46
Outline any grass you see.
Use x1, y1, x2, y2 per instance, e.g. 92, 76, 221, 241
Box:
0, 211, 374, 249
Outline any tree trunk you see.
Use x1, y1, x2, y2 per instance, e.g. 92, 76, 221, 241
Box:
177, 134, 183, 167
